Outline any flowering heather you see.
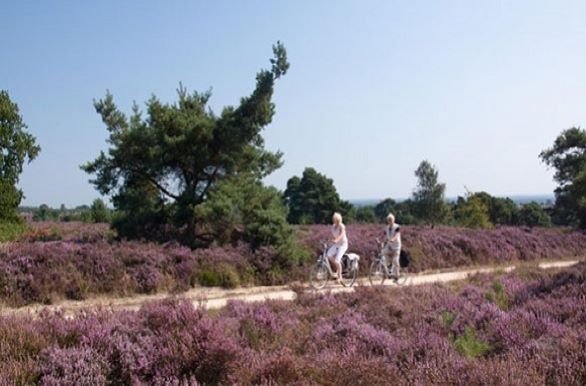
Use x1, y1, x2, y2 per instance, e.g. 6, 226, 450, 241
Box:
296, 224, 586, 271
1, 261, 585, 384
0, 240, 292, 307
1, 222, 585, 306
23, 221, 112, 243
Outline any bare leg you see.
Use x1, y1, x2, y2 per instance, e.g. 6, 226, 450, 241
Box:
327, 256, 338, 278
327, 256, 342, 281
333, 260, 342, 280
334, 245, 347, 282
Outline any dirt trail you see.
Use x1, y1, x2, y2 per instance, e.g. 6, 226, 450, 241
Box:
1, 259, 581, 318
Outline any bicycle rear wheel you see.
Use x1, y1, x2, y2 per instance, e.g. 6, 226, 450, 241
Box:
340, 264, 357, 287
368, 261, 386, 286
310, 263, 328, 290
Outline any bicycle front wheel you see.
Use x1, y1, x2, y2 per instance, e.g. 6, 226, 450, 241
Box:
396, 268, 409, 286
310, 263, 328, 290
368, 261, 386, 286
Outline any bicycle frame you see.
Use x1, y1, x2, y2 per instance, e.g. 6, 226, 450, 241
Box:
374, 241, 391, 276
310, 242, 359, 290
369, 238, 408, 286
317, 243, 339, 277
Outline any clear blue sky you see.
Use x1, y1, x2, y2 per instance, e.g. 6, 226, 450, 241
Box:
2, 1, 585, 207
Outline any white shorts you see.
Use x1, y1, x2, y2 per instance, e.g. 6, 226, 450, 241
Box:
327, 243, 348, 263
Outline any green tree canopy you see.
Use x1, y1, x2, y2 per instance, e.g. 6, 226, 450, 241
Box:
454, 194, 492, 229
374, 198, 418, 224
540, 127, 586, 228
354, 206, 376, 223
82, 42, 289, 245
195, 174, 309, 268
374, 198, 397, 223
33, 204, 53, 222
283, 167, 351, 224
0, 90, 41, 222
412, 160, 450, 225
517, 202, 551, 228
488, 196, 519, 225
90, 198, 111, 223
465, 192, 519, 225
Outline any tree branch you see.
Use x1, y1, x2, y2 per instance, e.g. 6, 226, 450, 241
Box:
126, 165, 180, 200
196, 167, 219, 204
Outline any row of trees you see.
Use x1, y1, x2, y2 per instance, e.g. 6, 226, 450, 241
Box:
283, 163, 553, 228
2, 41, 586, 249
21, 199, 111, 223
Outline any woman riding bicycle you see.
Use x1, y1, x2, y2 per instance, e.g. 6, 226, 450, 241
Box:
327, 212, 348, 283
384, 213, 401, 280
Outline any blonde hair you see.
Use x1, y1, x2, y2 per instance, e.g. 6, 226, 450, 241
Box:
333, 212, 343, 224
386, 213, 395, 222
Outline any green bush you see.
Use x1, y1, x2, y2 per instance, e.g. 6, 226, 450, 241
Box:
89, 198, 111, 223
454, 326, 491, 358
198, 264, 241, 289
0, 221, 28, 242
440, 311, 456, 329
484, 279, 510, 310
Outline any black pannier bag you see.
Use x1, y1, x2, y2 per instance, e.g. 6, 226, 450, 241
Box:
399, 249, 410, 268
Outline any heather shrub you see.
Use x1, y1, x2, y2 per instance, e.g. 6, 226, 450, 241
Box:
297, 224, 586, 273
0, 316, 48, 383
223, 301, 284, 350
38, 345, 108, 385
135, 300, 240, 384
2, 221, 586, 307
0, 360, 38, 386
64, 273, 90, 301
1, 263, 586, 384
23, 222, 112, 243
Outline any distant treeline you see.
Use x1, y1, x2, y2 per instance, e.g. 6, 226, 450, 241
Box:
18, 199, 111, 223
283, 166, 553, 228
21, 168, 552, 230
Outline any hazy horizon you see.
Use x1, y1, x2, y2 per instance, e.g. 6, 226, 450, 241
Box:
3, 1, 585, 207
17, 193, 556, 210
349, 193, 555, 207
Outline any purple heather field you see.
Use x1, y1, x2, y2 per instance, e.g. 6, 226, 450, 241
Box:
1, 260, 585, 384
0, 222, 585, 384
1, 222, 585, 307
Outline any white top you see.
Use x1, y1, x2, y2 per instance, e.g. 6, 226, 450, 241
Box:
331, 223, 348, 246
386, 223, 401, 250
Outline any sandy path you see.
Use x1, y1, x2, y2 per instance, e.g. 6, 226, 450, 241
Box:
1, 259, 580, 317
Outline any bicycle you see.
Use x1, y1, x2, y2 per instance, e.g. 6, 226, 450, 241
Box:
368, 239, 409, 286
309, 243, 360, 290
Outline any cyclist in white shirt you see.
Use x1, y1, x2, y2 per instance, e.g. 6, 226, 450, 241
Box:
327, 212, 348, 283
384, 213, 401, 280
